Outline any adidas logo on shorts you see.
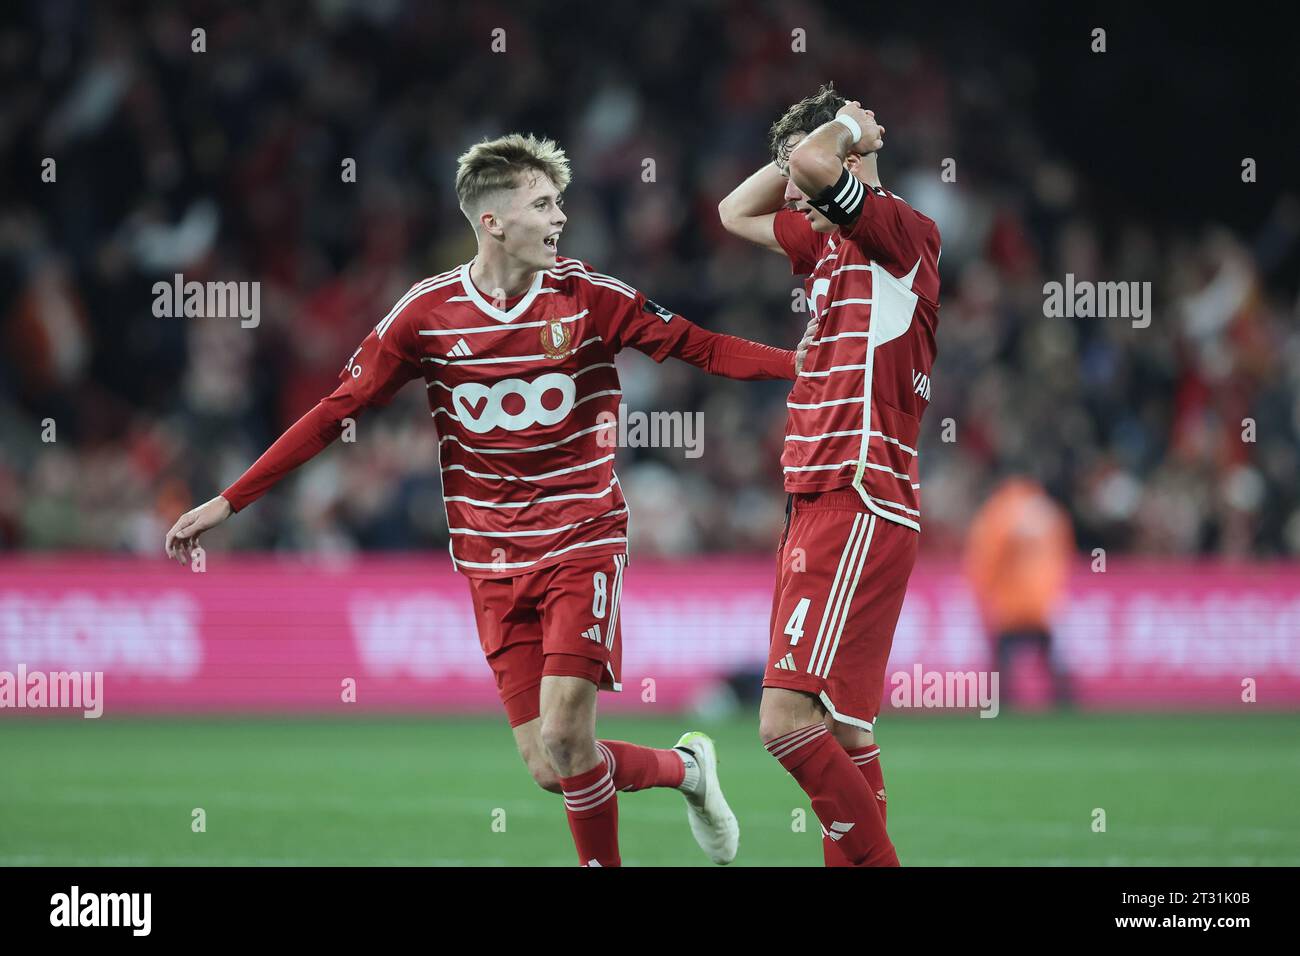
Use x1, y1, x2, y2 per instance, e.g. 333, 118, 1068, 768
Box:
581, 625, 602, 644
773, 653, 797, 671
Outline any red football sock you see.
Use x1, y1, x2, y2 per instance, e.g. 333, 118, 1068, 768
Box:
596, 740, 685, 791
559, 757, 620, 867
765, 724, 898, 867
858, 747, 887, 824
824, 744, 887, 867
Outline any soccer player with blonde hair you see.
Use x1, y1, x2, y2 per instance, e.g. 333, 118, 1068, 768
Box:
167, 133, 814, 866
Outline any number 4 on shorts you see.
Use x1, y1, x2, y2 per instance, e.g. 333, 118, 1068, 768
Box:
783, 597, 812, 645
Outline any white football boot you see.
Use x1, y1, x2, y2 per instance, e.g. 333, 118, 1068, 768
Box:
674, 731, 740, 865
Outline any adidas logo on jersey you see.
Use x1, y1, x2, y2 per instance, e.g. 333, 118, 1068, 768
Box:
446, 339, 472, 358
581, 625, 603, 644
820, 820, 856, 842
913, 369, 931, 401
773, 653, 797, 671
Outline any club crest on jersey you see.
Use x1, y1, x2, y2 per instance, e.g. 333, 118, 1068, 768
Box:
540, 316, 573, 359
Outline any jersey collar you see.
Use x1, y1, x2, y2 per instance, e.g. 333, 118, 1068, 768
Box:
460, 261, 545, 323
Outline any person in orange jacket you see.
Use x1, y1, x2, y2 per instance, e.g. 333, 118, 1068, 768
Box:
964, 477, 1075, 709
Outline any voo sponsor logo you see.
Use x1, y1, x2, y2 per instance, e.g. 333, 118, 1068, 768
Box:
451, 372, 575, 433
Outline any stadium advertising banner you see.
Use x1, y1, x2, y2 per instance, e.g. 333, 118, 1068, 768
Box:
1, 557, 1297, 716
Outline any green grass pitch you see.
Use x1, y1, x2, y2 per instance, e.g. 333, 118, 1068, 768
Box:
2, 712, 1297, 866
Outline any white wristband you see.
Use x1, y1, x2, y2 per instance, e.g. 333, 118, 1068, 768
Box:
834, 114, 862, 145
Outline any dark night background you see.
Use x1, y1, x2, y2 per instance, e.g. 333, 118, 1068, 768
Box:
1, 0, 1296, 559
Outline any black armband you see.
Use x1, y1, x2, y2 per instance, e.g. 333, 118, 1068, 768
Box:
809, 167, 866, 225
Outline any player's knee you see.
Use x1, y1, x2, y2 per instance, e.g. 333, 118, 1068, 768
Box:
515, 737, 562, 792
539, 715, 589, 771
759, 708, 813, 745
526, 756, 562, 793
758, 715, 789, 745
759, 690, 823, 745
829, 720, 873, 749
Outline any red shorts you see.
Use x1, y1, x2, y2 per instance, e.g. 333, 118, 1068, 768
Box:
764, 488, 918, 731
466, 552, 626, 727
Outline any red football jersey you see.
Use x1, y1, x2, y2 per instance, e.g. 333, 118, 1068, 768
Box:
774, 188, 941, 531
337, 257, 700, 576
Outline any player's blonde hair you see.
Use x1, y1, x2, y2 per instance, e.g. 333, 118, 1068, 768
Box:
455, 133, 572, 225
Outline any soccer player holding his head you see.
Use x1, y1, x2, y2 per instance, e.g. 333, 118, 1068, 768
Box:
165, 133, 811, 866
719, 85, 942, 866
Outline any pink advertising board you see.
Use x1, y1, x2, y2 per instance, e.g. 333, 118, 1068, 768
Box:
1, 556, 1297, 715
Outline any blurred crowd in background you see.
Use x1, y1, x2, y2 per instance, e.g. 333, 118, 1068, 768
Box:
2, 0, 1298, 561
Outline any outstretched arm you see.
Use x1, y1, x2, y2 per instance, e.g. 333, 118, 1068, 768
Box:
718, 161, 787, 253
164, 389, 367, 564
164, 288, 425, 564
592, 272, 806, 378
663, 318, 807, 380
219, 390, 368, 513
